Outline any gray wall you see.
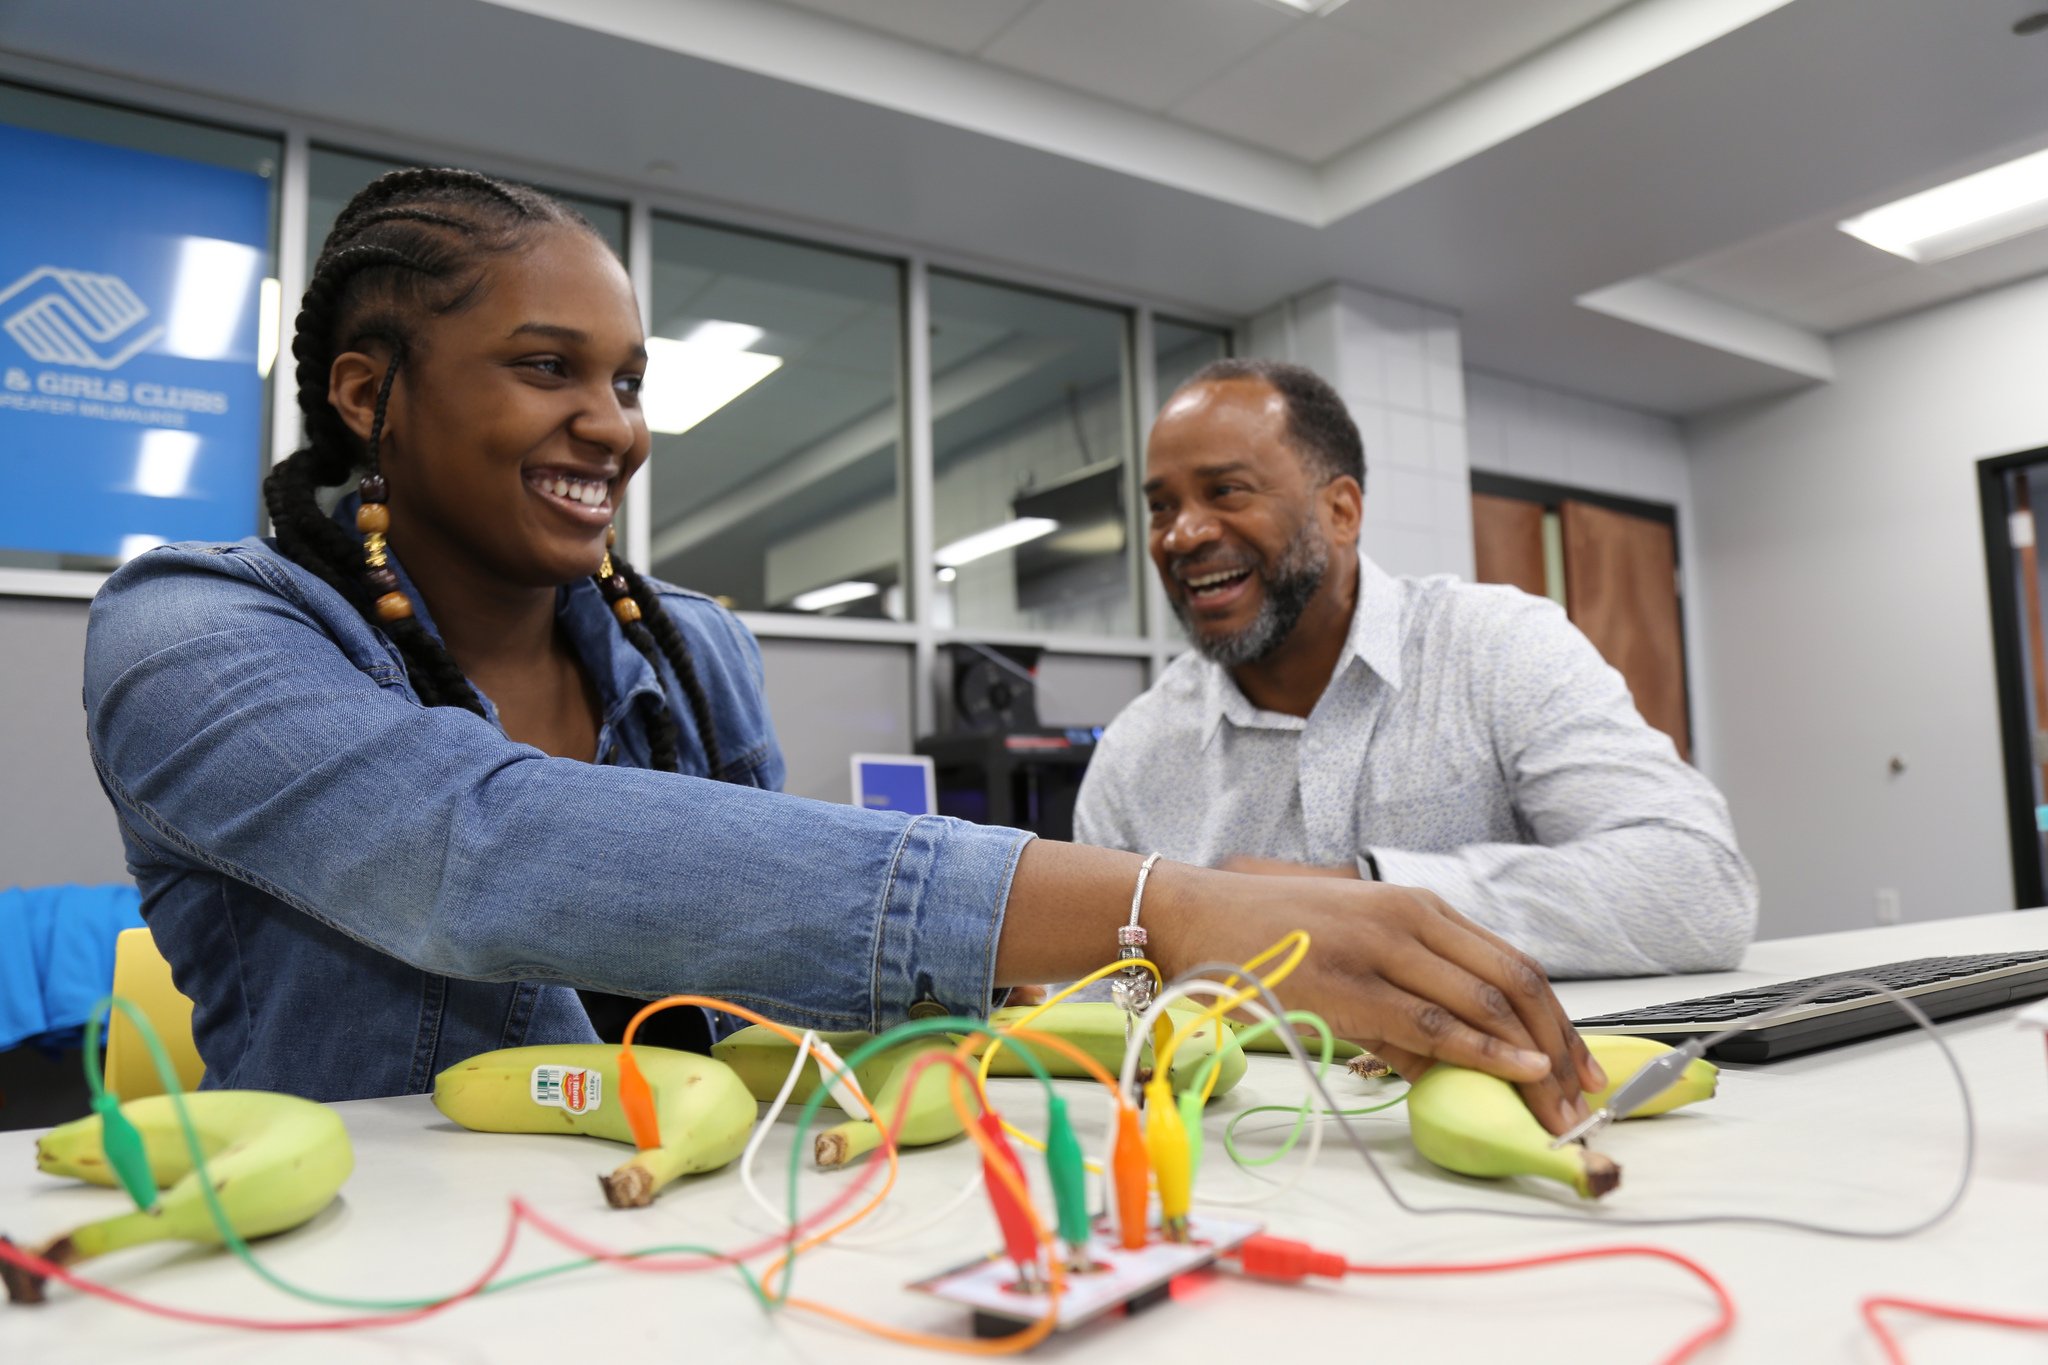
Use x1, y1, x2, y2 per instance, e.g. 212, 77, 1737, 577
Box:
1687, 271, 2048, 937
755, 637, 914, 805
0, 596, 130, 888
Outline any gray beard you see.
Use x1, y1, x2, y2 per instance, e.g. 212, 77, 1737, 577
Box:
1175, 522, 1330, 668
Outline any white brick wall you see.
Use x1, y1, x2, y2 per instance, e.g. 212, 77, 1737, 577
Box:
1241, 283, 1474, 580
1465, 369, 1690, 509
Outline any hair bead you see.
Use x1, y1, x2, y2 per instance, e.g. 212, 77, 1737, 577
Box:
364, 566, 399, 594
358, 474, 388, 503
356, 503, 390, 534
375, 592, 414, 622
611, 597, 642, 625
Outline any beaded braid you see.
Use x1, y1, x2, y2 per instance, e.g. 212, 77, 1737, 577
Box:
260, 166, 734, 772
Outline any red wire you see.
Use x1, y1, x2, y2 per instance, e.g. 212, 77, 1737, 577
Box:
0, 1066, 937, 1331
1336, 1245, 1736, 1365
1861, 1295, 2048, 1365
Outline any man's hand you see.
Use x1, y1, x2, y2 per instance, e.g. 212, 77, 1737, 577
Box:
1153, 865, 1605, 1136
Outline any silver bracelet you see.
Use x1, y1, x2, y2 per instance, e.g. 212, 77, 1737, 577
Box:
1110, 852, 1162, 1016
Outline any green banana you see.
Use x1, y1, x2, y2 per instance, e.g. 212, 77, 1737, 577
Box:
432, 1043, 754, 1208
1406, 1066, 1620, 1200
969, 1002, 1248, 1099
711, 1027, 895, 1106
4, 1090, 353, 1304
1229, 1019, 1366, 1060
1580, 1034, 1719, 1116
813, 1037, 968, 1169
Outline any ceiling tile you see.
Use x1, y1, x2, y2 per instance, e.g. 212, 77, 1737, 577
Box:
1324, 0, 1631, 81
981, 0, 1294, 113
1663, 219, 1910, 319
1933, 226, 2048, 293
771, 0, 1040, 55
1168, 19, 1466, 161
1789, 263, 1977, 334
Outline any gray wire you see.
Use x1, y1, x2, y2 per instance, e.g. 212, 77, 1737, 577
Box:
1172, 963, 1974, 1240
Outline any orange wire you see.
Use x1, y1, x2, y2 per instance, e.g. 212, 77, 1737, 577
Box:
625, 1001, 1135, 1353
621, 996, 900, 1257
782, 1048, 1065, 1354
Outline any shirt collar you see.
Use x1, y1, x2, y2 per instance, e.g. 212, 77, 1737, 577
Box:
1196, 547, 1404, 747
329, 492, 663, 737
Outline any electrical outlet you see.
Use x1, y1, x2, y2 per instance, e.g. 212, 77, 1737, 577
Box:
1875, 888, 1903, 925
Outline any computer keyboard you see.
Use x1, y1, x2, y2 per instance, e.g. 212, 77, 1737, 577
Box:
1571, 949, 2048, 1062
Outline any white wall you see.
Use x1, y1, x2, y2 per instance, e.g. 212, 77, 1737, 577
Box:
1246, 282, 1473, 581
1463, 369, 1713, 772
1687, 273, 2048, 939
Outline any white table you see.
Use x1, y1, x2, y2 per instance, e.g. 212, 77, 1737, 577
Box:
6, 912, 2047, 1364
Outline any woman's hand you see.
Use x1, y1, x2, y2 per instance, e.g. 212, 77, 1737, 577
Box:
1150, 864, 1606, 1136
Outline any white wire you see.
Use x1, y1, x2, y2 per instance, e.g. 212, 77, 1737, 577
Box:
1099, 980, 1328, 1232
1174, 960, 1977, 1239
739, 1028, 817, 1231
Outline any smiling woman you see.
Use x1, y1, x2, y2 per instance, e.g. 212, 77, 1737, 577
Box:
79, 168, 1602, 1134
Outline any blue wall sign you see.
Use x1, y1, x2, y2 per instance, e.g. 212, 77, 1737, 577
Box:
0, 123, 270, 559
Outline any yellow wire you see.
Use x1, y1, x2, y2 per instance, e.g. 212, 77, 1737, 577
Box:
975, 956, 1161, 1168
1154, 930, 1311, 1092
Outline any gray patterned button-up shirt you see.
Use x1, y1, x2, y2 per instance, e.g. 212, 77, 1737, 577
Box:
1074, 553, 1757, 978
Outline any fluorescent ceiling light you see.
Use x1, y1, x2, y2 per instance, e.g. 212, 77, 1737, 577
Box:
1838, 145, 2048, 263
681, 319, 766, 351
117, 534, 166, 563
1264, 0, 1349, 13
163, 236, 264, 360
791, 580, 879, 612
257, 277, 280, 378
130, 429, 201, 498
933, 517, 1058, 568
642, 335, 782, 436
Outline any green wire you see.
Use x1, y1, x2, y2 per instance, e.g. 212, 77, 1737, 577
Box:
75, 997, 772, 1314
1221, 1091, 1410, 1169
775, 1015, 1060, 1309
1183, 1009, 1334, 1169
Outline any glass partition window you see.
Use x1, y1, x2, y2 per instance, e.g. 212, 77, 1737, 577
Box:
305, 147, 628, 265
0, 82, 281, 574
1153, 317, 1230, 412
645, 218, 905, 619
927, 272, 1136, 637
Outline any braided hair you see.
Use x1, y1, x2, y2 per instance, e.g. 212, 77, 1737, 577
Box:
263, 166, 727, 778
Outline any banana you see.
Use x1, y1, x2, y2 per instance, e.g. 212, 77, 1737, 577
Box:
3, 1090, 353, 1304
432, 1044, 755, 1208
1229, 1019, 1366, 1061
712, 1027, 894, 1106
813, 1037, 968, 1169
1580, 1034, 1719, 1117
1406, 1066, 1620, 1200
969, 1002, 1249, 1099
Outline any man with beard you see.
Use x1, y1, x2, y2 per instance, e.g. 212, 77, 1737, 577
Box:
1072, 359, 1756, 977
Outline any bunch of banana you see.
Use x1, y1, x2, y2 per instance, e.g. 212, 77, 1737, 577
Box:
1403, 1034, 1718, 1200
968, 1001, 1249, 1098
432, 1044, 754, 1208
3, 1090, 353, 1304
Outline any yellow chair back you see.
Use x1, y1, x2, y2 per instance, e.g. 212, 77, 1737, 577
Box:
104, 927, 204, 1098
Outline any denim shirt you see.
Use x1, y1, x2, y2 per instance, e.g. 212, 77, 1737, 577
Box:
82, 535, 1030, 1101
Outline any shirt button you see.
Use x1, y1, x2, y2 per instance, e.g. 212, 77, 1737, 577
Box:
907, 999, 947, 1020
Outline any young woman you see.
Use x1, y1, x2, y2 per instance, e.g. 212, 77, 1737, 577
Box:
81, 169, 1600, 1132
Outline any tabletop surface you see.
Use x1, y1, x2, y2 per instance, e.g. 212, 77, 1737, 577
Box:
5, 910, 2047, 1364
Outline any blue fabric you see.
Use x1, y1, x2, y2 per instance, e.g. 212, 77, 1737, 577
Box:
82, 518, 1031, 1102
0, 883, 145, 1052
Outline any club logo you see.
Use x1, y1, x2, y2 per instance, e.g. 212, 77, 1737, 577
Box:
0, 266, 164, 371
